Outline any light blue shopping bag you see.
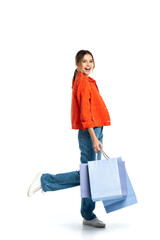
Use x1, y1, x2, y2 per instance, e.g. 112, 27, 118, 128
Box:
87, 151, 127, 202
80, 158, 127, 199
103, 157, 137, 213
80, 163, 91, 198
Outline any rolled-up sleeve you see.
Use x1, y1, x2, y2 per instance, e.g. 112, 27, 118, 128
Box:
77, 79, 95, 130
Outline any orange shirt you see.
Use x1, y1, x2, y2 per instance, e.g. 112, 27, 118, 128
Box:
71, 71, 111, 130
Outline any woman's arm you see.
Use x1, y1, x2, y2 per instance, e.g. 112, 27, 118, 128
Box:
87, 128, 103, 153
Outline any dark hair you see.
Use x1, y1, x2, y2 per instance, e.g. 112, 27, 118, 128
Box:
73, 50, 95, 83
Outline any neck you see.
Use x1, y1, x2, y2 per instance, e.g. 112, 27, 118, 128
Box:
77, 71, 90, 78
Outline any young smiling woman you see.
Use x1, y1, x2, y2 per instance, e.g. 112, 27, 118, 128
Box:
27, 50, 111, 228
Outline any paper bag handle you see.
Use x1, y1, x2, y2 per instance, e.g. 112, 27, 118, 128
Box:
96, 149, 110, 160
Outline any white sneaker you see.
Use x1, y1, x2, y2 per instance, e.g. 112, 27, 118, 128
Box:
27, 173, 43, 197
83, 217, 106, 228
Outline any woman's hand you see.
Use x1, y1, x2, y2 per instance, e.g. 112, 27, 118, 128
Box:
93, 138, 103, 153
87, 128, 103, 153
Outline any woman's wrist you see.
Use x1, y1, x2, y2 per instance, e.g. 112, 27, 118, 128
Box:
92, 136, 98, 143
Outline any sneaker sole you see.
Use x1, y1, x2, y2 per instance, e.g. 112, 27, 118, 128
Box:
27, 172, 42, 197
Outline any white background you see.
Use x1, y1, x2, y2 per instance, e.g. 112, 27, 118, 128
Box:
0, 0, 160, 239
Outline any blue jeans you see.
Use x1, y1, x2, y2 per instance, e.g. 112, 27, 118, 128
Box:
41, 126, 103, 220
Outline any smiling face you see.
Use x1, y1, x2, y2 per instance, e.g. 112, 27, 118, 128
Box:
77, 54, 94, 77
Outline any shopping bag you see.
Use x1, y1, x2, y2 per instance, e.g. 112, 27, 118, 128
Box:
116, 158, 127, 197
103, 157, 137, 213
87, 151, 127, 202
80, 163, 91, 198
80, 157, 127, 199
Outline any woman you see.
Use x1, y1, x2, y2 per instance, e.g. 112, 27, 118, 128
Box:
27, 50, 111, 228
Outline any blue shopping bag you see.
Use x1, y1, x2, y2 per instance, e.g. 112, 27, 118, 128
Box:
103, 157, 137, 213
117, 159, 127, 197
80, 157, 127, 199
87, 150, 127, 202
80, 163, 91, 198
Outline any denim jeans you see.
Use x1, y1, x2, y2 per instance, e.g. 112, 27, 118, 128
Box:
41, 126, 103, 220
